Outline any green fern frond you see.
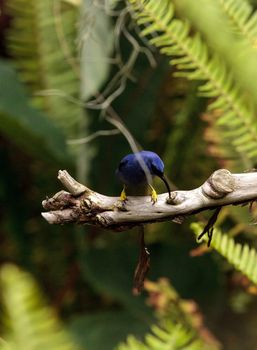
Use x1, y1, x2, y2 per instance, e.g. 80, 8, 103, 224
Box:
191, 222, 257, 285
117, 320, 208, 350
129, 0, 257, 165
7, 0, 81, 135
218, 0, 257, 47
117, 279, 220, 350
0, 264, 81, 350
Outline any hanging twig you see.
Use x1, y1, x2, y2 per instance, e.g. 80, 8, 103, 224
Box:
133, 226, 150, 295
197, 207, 222, 247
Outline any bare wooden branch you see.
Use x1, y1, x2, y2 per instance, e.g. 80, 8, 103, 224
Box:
41, 169, 257, 230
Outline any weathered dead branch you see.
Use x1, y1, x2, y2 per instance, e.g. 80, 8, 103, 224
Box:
41, 169, 257, 231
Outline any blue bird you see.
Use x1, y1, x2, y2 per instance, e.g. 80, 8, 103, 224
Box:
116, 150, 171, 203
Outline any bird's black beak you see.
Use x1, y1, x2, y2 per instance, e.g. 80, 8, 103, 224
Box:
159, 174, 171, 199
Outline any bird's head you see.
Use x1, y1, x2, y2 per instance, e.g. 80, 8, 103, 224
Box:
149, 157, 164, 177
147, 153, 171, 199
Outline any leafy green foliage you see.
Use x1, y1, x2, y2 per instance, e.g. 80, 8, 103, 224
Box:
0, 60, 68, 163
0, 264, 81, 350
117, 279, 220, 350
1, 1, 257, 349
128, 0, 257, 167
6, 0, 81, 135
117, 322, 205, 350
173, 0, 257, 106
218, 0, 257, 45
191, 222, 257, 285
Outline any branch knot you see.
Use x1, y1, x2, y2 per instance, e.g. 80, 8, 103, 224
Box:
202, 169, 235, 199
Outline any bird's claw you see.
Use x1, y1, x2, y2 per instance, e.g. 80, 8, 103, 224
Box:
116, 187, 128, 211
116, 200, 128, 211
151, 188, 158, 204
120, 187, 127, 202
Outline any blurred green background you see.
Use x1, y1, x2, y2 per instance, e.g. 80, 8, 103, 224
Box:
0, 0, 257, 349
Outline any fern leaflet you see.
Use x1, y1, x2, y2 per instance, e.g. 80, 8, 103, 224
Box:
128, 0, 257, 163
117, 278, 220, 350
0, 265, 81, 350
191, 222, 257, 285
117, 320, 211, 350
7, 0, 81, 135
218, 0, 257, 47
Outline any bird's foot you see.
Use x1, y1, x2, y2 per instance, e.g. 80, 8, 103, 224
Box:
119, 186, 127, 202
116, 187, 128, 211
150, 187, 158, 204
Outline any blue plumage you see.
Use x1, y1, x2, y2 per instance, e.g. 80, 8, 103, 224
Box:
116, 151, 163, 185
116, 150, 171, 202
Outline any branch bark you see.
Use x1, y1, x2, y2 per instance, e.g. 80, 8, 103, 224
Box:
41, 169, 257, 231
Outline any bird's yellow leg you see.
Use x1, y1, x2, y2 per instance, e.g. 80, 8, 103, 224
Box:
148, 184, 158, 204
120, 185, 127, 202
